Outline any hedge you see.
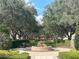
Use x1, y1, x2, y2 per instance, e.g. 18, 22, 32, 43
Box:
0, 50, 29, 59
59, 49, 79, 59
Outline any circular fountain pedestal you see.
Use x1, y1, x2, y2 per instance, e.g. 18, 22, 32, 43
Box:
31, 41, 49, 52
31, 46, 48, 52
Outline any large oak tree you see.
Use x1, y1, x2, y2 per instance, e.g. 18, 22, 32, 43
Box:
0, 0, 39, 40
43, 0, 79, 40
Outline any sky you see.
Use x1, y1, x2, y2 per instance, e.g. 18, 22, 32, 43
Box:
25, 0, 54, 24
31, 0, 52, 15
25, 0, 54, 15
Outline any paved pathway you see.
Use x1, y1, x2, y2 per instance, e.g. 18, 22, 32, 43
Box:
19, 47, 71, 59
28, 51, 58, 59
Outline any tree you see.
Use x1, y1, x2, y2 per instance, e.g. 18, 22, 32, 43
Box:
0, 0, 39, 40
43, 0, 79, 40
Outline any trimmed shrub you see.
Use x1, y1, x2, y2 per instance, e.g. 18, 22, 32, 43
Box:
12, 39, 39, 48
75, 25, 79, 50
12, 39, 70, 48
30, 40, 38, 46
45, 40, 55, 47
0, 50, 29, 59
75, 32, 79, 50
59, 50, 79, 59
56, 39, 65, 43
56, 40, 70, 47
9, 53, 29, 59
12, 40, 30, 48
0, 33, 12, 50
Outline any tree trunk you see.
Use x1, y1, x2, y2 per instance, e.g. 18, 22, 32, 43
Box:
10, 30, 16, 40
67, 33, 75, 48
71, 34, 75, 48
68, 35, 72, 40
67, 32, 74, 40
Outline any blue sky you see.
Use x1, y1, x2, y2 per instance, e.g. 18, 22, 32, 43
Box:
25, 0, 54, 24
25, 0, 54, 15
31, 0, 53, 15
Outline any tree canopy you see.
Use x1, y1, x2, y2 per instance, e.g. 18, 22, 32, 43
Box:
43, 0, 79, 40
0, 0, 39, 40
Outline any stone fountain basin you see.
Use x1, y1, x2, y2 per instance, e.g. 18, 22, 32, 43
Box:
31, 46, 48, 52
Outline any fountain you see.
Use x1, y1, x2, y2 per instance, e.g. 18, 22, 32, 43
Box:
30, 41, 58, 59
31, 41, 49, 52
